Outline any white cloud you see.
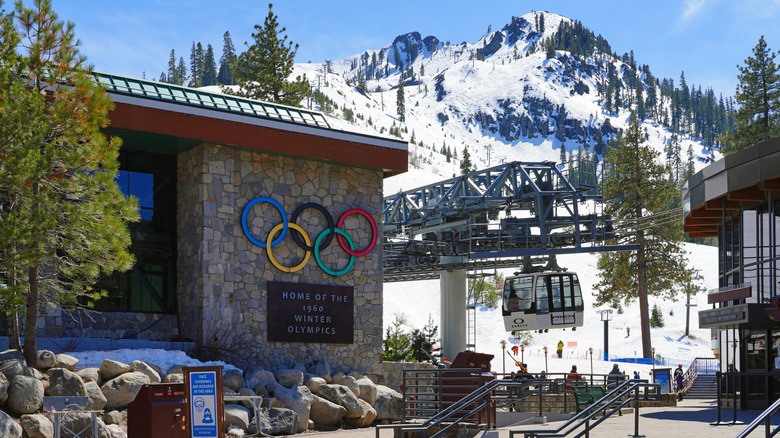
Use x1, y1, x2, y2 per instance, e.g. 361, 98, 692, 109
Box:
678, 0, 707, 28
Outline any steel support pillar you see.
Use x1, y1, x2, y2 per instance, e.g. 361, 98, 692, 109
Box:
440, 262, 467, 362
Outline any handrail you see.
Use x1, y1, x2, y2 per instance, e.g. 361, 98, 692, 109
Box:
734, 395, 780, 438
510, 380, 661, 438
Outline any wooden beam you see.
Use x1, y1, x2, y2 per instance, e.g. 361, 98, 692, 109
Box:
705, 199, 741, 211
684, 218, 719, 227
728, 187, 765, 202
758, 178, 780, 192
687, 209, 724, 219
686, 231, 718, 239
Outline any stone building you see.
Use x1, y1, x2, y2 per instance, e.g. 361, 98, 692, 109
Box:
2, 72, 407, 375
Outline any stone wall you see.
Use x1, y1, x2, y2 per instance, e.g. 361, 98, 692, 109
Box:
177, 144, 384, 374
381, 361, 439, 392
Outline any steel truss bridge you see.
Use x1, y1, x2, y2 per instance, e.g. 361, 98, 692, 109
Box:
381, 160, 637, 282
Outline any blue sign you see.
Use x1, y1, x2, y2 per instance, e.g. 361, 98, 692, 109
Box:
189, 371, 218, 437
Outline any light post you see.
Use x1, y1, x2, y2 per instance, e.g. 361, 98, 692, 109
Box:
500, 340, 507, 376
589, 347, 594, 385
543, 346, 548, 373
520, 344, 525, 364
651, 347, 656, 375
599, 309, 613, 361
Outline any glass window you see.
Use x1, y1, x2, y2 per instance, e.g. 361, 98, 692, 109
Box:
92, 150, 177, 313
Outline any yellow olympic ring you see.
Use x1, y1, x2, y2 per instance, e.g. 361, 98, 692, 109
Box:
266, 223, 311, 273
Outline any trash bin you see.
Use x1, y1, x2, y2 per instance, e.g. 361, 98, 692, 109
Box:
127, 383, 188, 438
442, 351, 496, 425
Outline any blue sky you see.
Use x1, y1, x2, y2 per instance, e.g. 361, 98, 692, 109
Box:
49, 0, 780, 97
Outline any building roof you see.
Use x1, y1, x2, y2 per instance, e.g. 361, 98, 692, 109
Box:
94, 72, 408, 178
682, 138, 780, 238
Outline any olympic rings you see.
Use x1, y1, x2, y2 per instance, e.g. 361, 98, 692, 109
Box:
241, 196, 377, 276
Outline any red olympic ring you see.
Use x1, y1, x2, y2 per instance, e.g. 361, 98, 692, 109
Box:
337, 208, 378, 256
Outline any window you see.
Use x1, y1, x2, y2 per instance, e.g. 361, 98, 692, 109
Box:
92, 150, 177, 313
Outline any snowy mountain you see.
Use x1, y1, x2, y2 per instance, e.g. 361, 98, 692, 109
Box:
295, 10, 725, 181
290, 11, 722, 375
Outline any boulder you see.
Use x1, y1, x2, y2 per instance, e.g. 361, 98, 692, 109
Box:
332, 373, 360, 397
305, 376, 326, 395
104, 409, 127, 429
101, 371, 150, 410
259, 407, 297, 436
274, 369, 303, 388
0, 372, 8, 404
355, 376, 378, 405
0, 351, 25, 381
0, 409, 23, 437
19, 414, 53, 438
22, 366, 44, 379
54, 353, 79, 371
98, 359, 131, 381
271, 382, 312, 433
76, 367, 101, 385
344, 398, 377, 428
223, 368, 244, 391
35, 350, 57, 369
46, 368, 87, 397
7, 375, 44, 415
85, 381, 108, 411
309, 394, 346, 427
245, 369, 275, 395
318, 384, 364, 419
130, 360, 161, 384
374, 384, 404, 421
162, 372, 184, 383
105, 423, 127, 438
224, 403, 251, 430
236, 387, 259, 412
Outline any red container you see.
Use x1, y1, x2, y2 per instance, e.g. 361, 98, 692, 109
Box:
127, 383, 188, 438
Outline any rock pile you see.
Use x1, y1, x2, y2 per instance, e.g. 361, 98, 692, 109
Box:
0, 349, 404, 437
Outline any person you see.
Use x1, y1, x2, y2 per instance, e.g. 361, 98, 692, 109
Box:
565, 365, 582, 389
626, 325, 630, 337
607, 363, 623, 389
633, 371, 640, 380
557, 340, 564, 359
674, 364, 685, 400
514, 362, 533, 383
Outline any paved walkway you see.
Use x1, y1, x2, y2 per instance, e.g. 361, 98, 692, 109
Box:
287, 399, 780, 437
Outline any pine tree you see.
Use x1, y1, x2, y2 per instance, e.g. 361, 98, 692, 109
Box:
409, 315, 441, 364
383, 315, 412, 361
176, 56, 187, 85
202, 44, 218, 86
594, 113, 690, 358
396, 80, 406, 122
190, 42, 204, 87
166, 49, 177, 83
460, 146, 474, 174
0, 0, 139, 364
723, 36, 780, 154
229, 3, 309, 106
218, 31, 237, 85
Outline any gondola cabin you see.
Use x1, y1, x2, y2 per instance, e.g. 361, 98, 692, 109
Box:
502, 271, 584, 332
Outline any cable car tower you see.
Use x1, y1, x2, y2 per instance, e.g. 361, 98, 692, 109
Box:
381, 160, 636, 359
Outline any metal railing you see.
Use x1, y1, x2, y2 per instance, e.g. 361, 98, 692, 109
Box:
511, 379, 662, 438
734, 395, 780, 438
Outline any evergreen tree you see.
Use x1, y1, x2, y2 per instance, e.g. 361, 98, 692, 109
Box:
202, 43, 218, 86
396, 80, 405, 122
650, 304, 665, 328
217, 31, 237, 85
383, 315, 412, 361
460, 146, 474, 174
594, 113, 690, 358
176, 56, 187, 85
409, 315, 441, 364
723, 36, 780, 154
0, 0, 139, 364
190, 41, 204, 87
166, 49, 177, 83
229, 3, 310, 106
